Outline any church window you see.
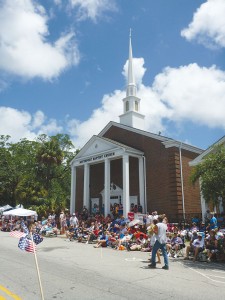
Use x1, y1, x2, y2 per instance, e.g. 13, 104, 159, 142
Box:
126, 101, 129, 112
135, 101, 138, 111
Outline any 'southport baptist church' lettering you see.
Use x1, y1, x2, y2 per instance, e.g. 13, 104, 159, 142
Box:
79, 152, 115, 164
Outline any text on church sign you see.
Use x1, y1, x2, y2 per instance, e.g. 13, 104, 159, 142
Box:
79, 152, 115, 164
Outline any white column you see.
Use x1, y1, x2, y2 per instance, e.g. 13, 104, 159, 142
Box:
83, 164, 90, 211
139, 157, 145, 212
70, 166, 76, 214
123, 154, 130, 218
199, 178, 206, 221
104, 158, 110, 216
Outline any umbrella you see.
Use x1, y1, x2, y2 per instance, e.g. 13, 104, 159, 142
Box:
3, 208, 37, 217
128, 219, 142, 227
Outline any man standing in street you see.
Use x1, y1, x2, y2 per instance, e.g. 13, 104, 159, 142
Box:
148, 215, 169, 270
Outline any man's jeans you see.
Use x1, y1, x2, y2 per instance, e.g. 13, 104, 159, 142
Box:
151, 240, 169, 266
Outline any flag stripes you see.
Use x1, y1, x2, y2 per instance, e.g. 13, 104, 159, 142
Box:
18, 236, 37, 253
10, 231, 26, 239
25, 239, 37, 253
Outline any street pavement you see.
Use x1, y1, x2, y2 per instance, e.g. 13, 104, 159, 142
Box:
1, 231, 225, 300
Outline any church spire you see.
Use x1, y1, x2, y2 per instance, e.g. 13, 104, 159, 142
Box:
119, 30, 145, 130
127, 29, 137, 97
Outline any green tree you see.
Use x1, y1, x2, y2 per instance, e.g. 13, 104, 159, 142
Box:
0, 134, 77, 211
190, 144, 225, 210
0, 135, 12, 204
0, 136, 38, 206
33, 134, 77, 213
35, 134, 75, 192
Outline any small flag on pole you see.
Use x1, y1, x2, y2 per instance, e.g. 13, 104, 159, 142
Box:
25, 239, 36, 253
33, 233, 43, 245
17, 233, 45, 299
21, 221, 29, 234
18, 237, 36, 253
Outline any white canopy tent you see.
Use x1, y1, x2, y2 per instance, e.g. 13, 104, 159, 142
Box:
15, 204, 24, 209
3, 208, 37, 217
0, 204, 13, 213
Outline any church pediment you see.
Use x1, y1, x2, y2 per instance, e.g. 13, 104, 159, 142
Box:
71, 136, 125, 166
75, 136, 120, 158
71, 135, 143, 166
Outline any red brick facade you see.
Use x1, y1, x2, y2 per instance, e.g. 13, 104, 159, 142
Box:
103, 125, 201, 219
74, 123, 202, 221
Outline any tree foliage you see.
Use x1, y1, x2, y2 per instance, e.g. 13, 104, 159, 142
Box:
190, 144, 225, 209
0, 134, 78, 215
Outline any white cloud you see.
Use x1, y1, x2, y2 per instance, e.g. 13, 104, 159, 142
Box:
0, 107, 35, 141
0, 0, 80, 80
67, 60, 225, 148
152, 63, 225, 128
1, 60, 225, 149
122, 57, 146, 86
69, 0, 117, 22
31, 111, 46, 129
0, 107, 62, 142
67, 89, 123, 147
37, 119, 63, 136
181, 0, 225, 48
67, 58, 167, 148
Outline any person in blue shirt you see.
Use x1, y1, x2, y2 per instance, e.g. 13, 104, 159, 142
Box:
209, 213, 218, 230
93, 231, 109, 248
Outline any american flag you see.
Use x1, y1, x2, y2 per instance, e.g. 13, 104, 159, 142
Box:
21, 221, 29, 235
10, 231, 26, 239
33, 233, 43, 245
18, 237, 36, 253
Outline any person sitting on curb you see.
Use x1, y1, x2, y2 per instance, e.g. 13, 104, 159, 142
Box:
116, 231, 132, 250
205, 229, 218, 262
65, 224, 76, 241
170, 232, 184, 258
128, 233, 147, 251
184, 233, 204, 261
94, 231, 109, 248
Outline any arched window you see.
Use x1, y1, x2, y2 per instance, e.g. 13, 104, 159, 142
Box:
126, 101, 129, 112
135, 101, 138, 111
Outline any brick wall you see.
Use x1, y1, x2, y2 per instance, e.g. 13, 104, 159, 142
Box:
103, 125, 201, 219
74, 124, 201, 220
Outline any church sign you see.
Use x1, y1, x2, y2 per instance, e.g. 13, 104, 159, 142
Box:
79, 152, 115, 164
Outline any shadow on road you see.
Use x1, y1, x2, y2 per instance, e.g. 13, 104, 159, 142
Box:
180, 259, 225, 271
38, 246, 69, 252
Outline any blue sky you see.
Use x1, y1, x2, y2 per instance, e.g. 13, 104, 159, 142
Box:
0, 0, 225, 150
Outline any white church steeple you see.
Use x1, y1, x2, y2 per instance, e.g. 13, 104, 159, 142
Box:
127, 29, 137, 97
119, 30, 145, 130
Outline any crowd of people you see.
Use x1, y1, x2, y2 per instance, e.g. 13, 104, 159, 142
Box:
1, 207, 225, 269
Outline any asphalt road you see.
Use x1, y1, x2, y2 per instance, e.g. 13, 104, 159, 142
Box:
1, 231, 225, 300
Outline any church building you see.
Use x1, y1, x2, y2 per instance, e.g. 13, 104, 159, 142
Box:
70, 34, 203, 221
